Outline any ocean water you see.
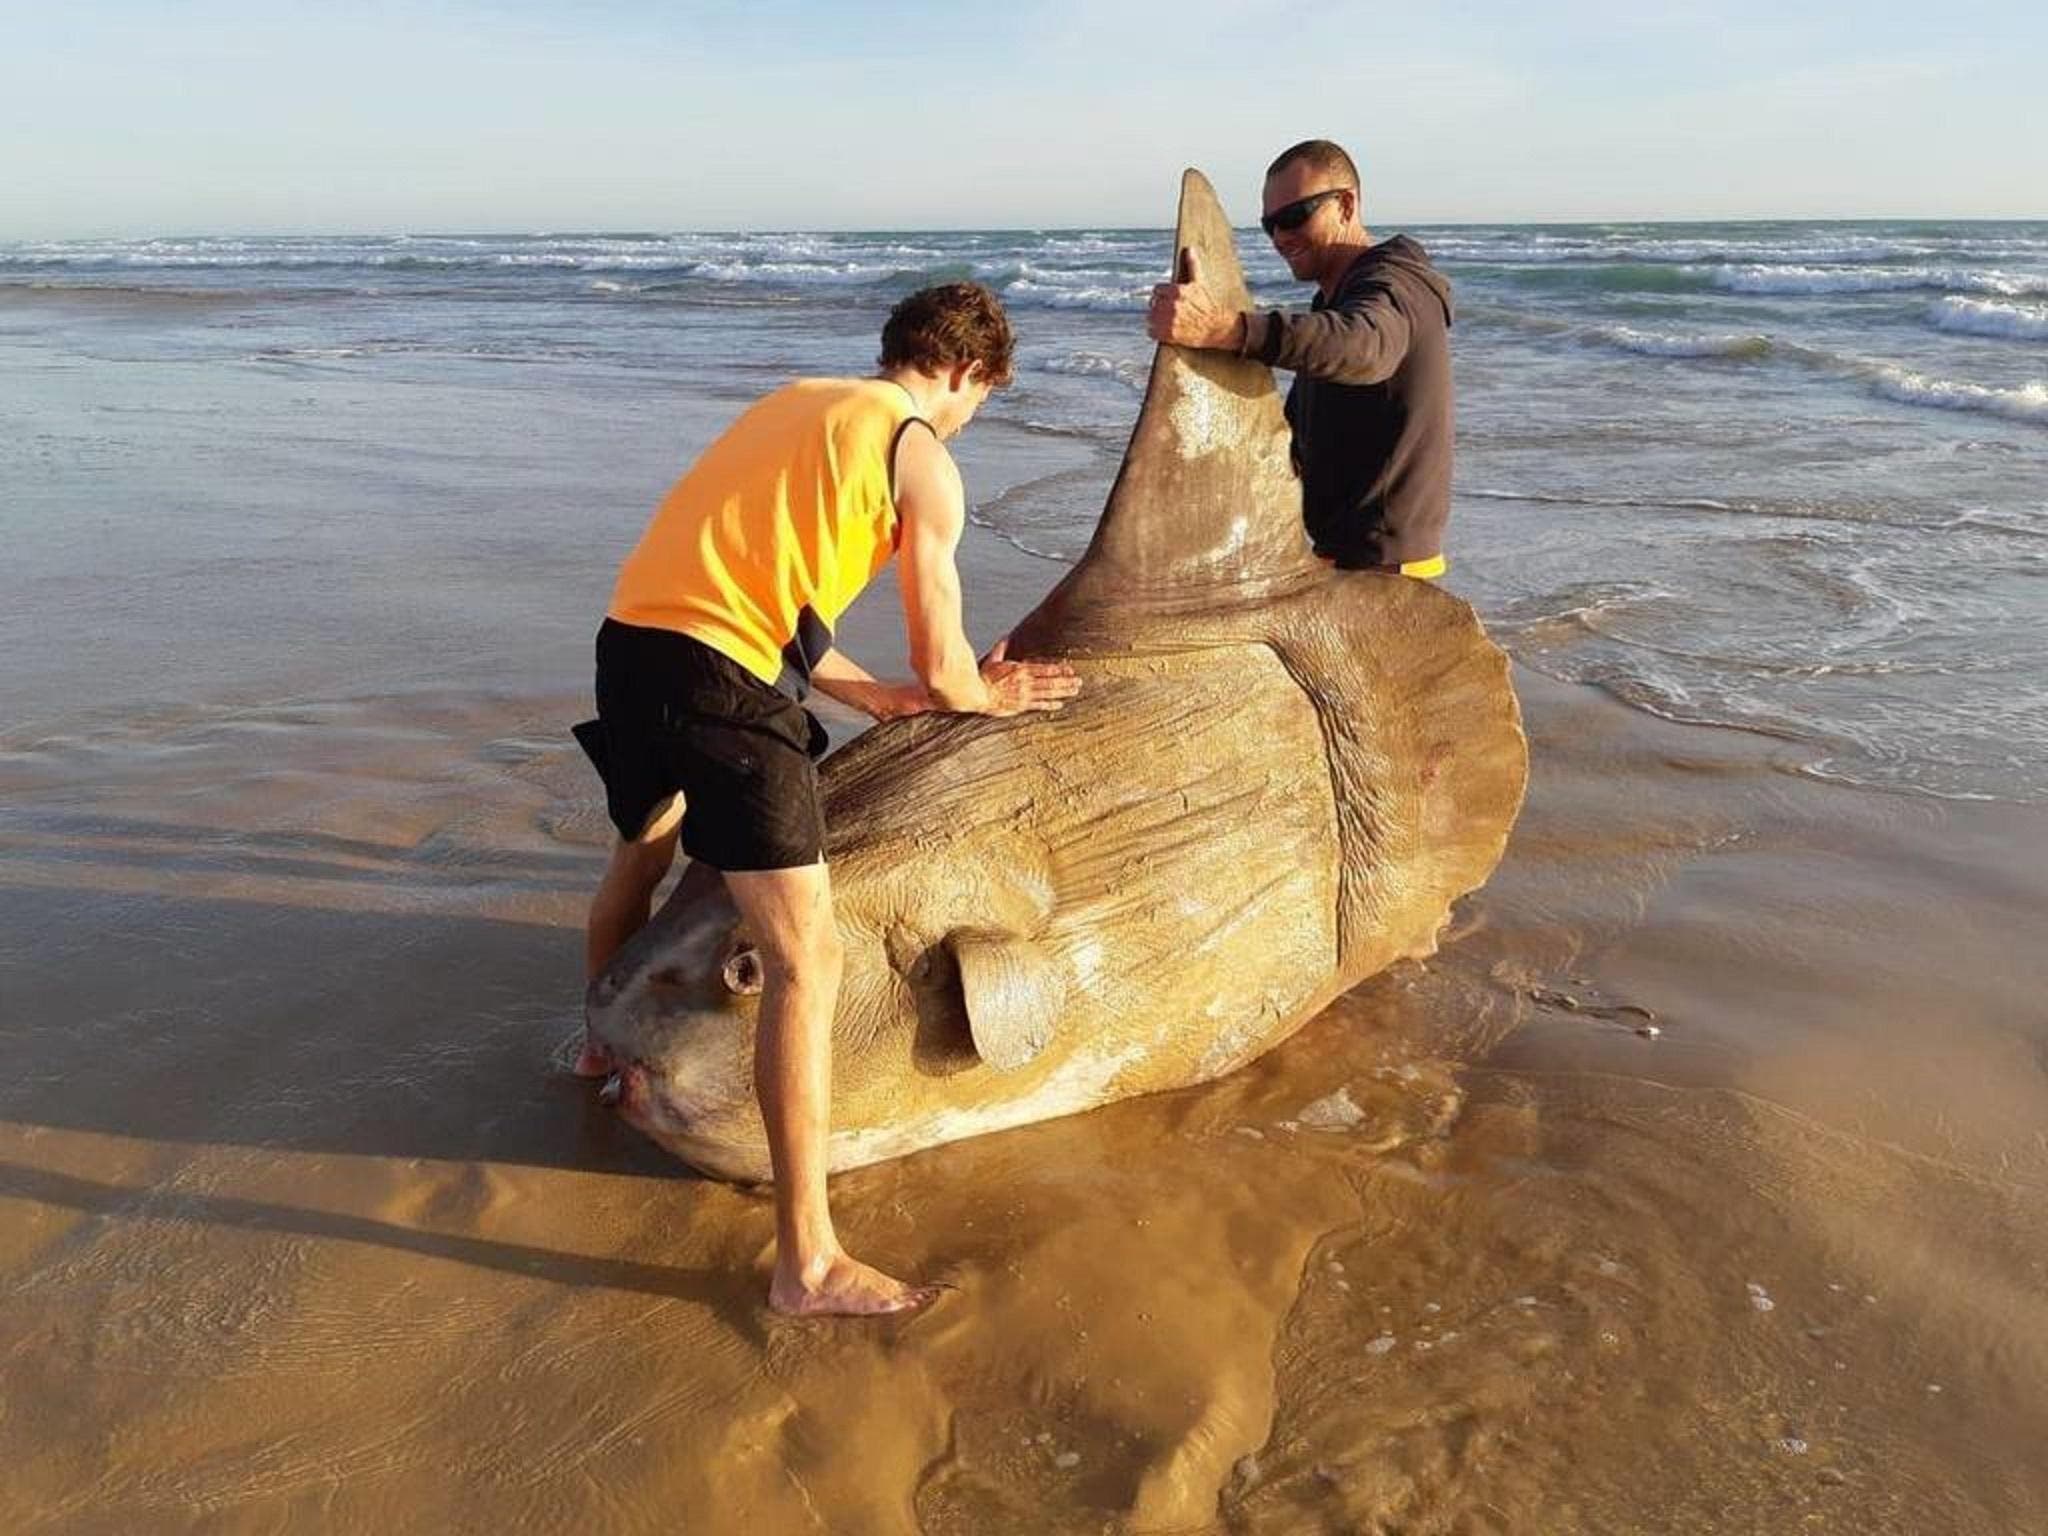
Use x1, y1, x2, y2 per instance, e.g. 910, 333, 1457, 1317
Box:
2, 220, 2044, 800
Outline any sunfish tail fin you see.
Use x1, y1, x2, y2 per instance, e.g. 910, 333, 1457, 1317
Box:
1269, 578, 1529, 975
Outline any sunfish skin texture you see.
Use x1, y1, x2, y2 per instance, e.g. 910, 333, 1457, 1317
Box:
585, 170, 1528, 1182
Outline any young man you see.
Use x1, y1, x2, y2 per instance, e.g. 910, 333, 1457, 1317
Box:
1145, 138, 1456, 577
575, 284, 1081, 1317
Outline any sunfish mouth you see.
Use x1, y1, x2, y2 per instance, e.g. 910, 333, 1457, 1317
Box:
593, 1058, 761, 1179
597, 1061, 666, 1131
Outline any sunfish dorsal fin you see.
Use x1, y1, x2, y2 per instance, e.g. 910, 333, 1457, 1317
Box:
1012, 168, 1315, 651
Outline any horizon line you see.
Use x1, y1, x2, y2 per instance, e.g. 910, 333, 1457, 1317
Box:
7, 214, 2048, 244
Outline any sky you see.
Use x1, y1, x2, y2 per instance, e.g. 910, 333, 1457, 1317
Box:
2, 0, 2043, 237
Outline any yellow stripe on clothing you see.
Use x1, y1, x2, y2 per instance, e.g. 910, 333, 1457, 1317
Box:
1399, 553, 1448, 580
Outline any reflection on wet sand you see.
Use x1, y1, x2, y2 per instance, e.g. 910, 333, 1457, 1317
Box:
2, 672, 2044, 1533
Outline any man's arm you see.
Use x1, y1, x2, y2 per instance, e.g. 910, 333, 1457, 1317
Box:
1148, 248, 1410, 386
893, 422, 1081, 717
895, 423, 986, 711
1237, 294, 1410, 386
808, 647, 926, 722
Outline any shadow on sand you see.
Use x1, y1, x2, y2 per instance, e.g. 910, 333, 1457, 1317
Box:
0, 880, 677, 1178
0, 1160, 742, 1309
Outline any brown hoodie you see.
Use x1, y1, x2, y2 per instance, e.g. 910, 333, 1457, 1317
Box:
1237, 235, 1455, 568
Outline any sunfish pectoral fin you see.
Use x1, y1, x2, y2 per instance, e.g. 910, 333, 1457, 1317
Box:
945, 929, 1065, 1071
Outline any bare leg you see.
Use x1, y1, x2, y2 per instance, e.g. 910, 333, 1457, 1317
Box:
575, 829, 678, 1075
723, 863, 938, 1317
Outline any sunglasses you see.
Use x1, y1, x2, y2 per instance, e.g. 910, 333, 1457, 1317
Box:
1260, 188, 1347, 237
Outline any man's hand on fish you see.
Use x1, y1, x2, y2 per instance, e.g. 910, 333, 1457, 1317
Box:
1147, 248, 1244, 351
976, 637, 1082, 717
809, 640, 1077, 722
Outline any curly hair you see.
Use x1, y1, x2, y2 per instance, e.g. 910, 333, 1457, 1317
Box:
878, 282, 1015, 389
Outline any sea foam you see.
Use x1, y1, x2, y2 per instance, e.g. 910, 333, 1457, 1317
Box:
1039, 351, 1149, 391
1584, 325, 1772, 360
1707, 265, 2048, 298
1868, 367, 2048, 425
1002, 279, 1146, 312
1431, 236, 1936, 266
1927, 297, 2048, 341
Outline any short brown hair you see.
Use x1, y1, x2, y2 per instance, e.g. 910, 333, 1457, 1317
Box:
878, 282, 1015, 388
1266, 138, 1360, 190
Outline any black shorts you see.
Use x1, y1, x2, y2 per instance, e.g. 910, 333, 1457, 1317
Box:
572, 620, 829, 871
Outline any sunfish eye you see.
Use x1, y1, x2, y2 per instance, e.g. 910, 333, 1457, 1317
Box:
721, 946, 764, 996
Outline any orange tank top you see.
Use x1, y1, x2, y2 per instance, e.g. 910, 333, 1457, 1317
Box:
607, 378, 923, 694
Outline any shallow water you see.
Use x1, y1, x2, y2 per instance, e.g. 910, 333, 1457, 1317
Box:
6, 219, 2045, 798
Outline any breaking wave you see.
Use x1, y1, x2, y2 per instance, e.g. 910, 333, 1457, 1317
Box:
1705, 264, 2048, 297
1867, 367, 2048, 425
1927, 296, 2048, 340
1582, 325, 1773, 360
1543, 316, 2048, 429
1038, 351, 1149, 391
1427, 230, 2048, 267
1777, 342, 2048, 428
1431, 235, 1934, 266
1003, 279, 1146, 311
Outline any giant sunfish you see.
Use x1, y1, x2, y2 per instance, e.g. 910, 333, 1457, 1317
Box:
585, 169, 1529, 1181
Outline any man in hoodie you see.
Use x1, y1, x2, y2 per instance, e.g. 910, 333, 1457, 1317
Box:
1146, 139, 1456, 577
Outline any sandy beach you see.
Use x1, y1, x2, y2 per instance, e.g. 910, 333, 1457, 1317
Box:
5, 636, 2044, 1533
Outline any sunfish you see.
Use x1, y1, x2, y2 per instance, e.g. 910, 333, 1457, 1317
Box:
585, 169, 1528, 1181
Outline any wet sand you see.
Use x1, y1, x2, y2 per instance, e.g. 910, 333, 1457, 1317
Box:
4, 663, 2045, 1534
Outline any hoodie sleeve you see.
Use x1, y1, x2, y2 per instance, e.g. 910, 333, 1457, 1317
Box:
1236, 279, 1411, 386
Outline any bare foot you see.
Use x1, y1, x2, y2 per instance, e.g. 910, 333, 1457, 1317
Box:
768, 1251, 943, 1317
570, 1035, 612, 1079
